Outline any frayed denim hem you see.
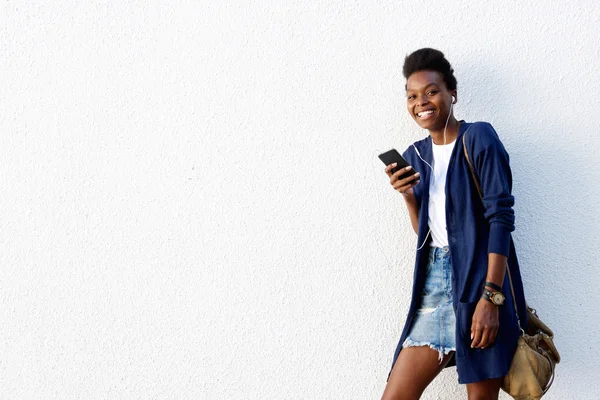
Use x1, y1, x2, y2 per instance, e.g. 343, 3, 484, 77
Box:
402, 337, 456, 364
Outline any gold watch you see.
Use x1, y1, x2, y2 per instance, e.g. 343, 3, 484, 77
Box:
482, 289, 505, 306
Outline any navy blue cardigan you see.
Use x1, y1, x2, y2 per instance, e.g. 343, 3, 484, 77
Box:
386, 121, 528, 384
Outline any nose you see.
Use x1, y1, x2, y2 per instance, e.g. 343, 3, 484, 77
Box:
417, 93, 429, 107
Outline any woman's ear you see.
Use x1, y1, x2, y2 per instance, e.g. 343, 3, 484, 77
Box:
451, 91, 457, 104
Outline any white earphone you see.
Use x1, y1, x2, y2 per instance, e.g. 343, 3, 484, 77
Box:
412, 93, 456, 250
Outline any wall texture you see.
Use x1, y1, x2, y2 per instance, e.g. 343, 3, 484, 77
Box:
2, 1, 599, 399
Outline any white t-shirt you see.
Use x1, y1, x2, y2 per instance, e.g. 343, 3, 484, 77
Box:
428, 139, 457, 248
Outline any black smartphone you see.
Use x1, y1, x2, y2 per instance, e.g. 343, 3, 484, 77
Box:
378, 149, 418, 181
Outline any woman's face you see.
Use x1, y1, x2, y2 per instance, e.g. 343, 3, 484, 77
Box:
406, 70, 456, 132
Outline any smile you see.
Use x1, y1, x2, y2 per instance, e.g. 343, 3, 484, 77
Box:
417, 110, 435, 119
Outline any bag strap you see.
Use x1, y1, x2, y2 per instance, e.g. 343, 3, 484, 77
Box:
462, 134, 523, 333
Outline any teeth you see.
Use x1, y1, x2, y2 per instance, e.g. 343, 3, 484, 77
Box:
418, 110, 434, 117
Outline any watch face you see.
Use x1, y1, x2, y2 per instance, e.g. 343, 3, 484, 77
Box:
492, 293, 505, 305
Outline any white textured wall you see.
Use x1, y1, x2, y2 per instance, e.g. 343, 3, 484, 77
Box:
2, 1, 599, 399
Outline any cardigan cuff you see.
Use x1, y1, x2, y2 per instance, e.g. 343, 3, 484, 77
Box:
488, 223, 511, 257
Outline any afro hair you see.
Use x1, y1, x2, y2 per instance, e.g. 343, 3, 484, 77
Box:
402, 48, 457, 91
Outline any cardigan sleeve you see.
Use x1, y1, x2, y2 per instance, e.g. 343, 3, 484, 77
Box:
469, 122, 515, 257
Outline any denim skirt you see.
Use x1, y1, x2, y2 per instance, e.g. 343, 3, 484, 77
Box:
402, 246, 456, 360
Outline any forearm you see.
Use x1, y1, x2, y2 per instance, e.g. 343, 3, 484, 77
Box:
485, 253, 508, 290
403, 194, 419, 235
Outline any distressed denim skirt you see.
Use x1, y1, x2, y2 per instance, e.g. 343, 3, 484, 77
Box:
402, 246, 456, 360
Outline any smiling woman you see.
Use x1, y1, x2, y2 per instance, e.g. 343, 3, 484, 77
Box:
380, 49, 527, 400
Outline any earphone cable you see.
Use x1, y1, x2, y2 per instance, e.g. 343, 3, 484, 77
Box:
413, 97, 454, 251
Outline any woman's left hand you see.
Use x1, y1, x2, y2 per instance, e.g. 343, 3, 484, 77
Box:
470, 299, 500, 349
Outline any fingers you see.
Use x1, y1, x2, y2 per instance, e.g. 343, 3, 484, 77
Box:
471, 321, 499, 349
384, 164, 413, 180
393, 172, 420, 193
487, 322, 499, 348
487, 327, 498, 348
392, 167, 419, 184
473, 326, 498, 349
471, 323, 482, 348
384, 163, 397, 176
384, 165, 420, 194
391, 167, 419, 185
470, 299, 501, 349
478, 330, 490, 349
390, 165, 413, 181
384, 163, 408, 177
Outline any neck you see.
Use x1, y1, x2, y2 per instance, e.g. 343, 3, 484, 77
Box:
430, 117, 460, 145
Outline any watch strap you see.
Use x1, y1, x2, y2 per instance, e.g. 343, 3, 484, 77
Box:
481, 290, 494, 304
482, 289, 504, 306
485, 281, 502, 292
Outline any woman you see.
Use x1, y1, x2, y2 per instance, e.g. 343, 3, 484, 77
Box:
381, 49, 527, 400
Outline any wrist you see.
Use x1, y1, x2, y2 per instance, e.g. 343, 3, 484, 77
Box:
402, 192, 416, 201
481, 288, 505, 306
479, 297, 497, 308
484, 285, 500, 293
484, 281, 503, 292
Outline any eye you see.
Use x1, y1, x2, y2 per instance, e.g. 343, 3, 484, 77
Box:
407, 94, 416, 101
427, 90, 439, 96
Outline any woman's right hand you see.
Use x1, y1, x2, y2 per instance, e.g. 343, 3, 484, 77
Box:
385, 164, 420, 197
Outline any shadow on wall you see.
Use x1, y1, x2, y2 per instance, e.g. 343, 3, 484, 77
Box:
466, 58, 600, 377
